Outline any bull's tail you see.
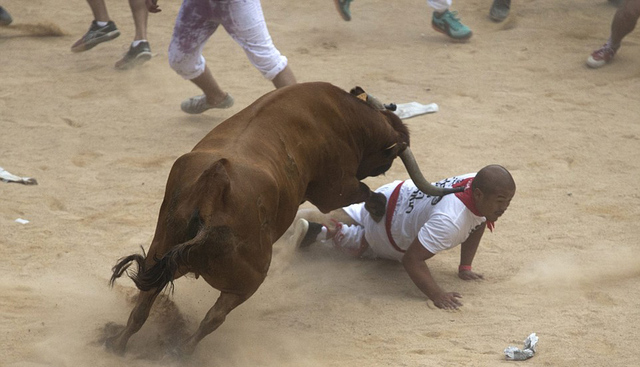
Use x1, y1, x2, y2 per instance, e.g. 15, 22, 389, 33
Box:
110, 158, 231, 293
109, 227, 210, 293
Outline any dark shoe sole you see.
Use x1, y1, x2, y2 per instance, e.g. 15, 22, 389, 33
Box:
115, 51, 152, 70
431, 24, 473, 41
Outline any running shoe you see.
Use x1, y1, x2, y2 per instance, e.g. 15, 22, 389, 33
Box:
586, 43, 618, 68
334, 0, 353, 21
431, 10, 472, 41
71, 20, 120, 53
115, 41, 153, 70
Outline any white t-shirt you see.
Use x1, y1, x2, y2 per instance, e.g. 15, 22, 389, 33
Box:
344, 174, 486, 261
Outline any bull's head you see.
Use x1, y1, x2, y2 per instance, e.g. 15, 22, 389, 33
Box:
350, 86, 463, 197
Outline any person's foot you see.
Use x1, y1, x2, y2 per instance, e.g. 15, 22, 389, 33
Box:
292, 219, 324, 249
431, 10, 472, 41
489, 0, 511, 22
0, 6, 13, 26
180, 93, 234, 114
333, 0, 353, 21
586, 43, 618, 68
71, 20, 121, 53
115, 41, 153, 70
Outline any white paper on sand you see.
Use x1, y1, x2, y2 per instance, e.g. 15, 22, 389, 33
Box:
504, 333, 539, 361
0, 166, 38, 185
15, 218, 30, 224
392, 102, 439, 120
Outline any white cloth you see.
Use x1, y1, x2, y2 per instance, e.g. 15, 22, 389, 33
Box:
427, 0, 452, 13
168, 0, 288, 80
342, 174, 485, 261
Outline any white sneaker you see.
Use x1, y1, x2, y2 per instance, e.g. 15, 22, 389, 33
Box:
291, 218, 323, 248
180, 93, 234, 114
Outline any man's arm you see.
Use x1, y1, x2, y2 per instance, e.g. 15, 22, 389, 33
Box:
401, 238, 463, 309
458, 223, 486, 280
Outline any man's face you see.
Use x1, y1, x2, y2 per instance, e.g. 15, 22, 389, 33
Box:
474, 187, 515, 222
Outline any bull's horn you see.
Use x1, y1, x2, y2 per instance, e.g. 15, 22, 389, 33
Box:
399, 147, 464, 196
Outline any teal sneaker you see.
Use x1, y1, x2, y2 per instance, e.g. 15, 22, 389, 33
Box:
333, 0, 353, 21
431, 10, 472, 41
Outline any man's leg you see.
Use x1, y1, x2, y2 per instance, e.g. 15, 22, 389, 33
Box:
271, 65, 297, 88
129, 0, 148, 41
610, 0, 640, 46
225, 0, 296, 87
87, 0, 110, 22
587, 0, 640, 68
115, 0, 152, 69
169, 0, 233, 114
292, 207, 370, 257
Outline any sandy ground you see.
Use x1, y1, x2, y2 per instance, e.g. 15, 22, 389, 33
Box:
2, 0, 640, 365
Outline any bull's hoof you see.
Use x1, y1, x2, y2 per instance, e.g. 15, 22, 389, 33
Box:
365, 193, 387, 223
104, 335, 126, 356
165, 344, 195, 361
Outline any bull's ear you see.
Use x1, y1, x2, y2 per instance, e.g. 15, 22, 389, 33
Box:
350, 86, 366, 96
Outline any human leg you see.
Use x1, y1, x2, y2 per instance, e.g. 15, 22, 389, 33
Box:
428, 0, 472, 40
115, 0, 152, 70
87, 0, 110, 22
292, 206, 371, 257
587, 0, 640, 68
224, 0, 296, 87
271, 64, 297, 88
169, 0, 232, 113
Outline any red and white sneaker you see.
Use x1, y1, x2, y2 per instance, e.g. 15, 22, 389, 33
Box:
587, 43, 618, 68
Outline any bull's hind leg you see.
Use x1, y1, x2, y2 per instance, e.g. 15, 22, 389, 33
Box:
174, 291, 248, 357
105, 289, 161, 355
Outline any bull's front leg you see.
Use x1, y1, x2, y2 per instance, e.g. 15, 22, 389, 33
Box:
364, 192, 387, 223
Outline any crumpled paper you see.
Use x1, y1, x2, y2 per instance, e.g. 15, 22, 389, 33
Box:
0, 166, 38, 185
392, 102, 439, 119
504, 333, 538, 361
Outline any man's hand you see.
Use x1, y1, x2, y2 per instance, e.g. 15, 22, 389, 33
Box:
458, 270, 484, 280
431, 292, 463, 310
146, 0, 161, 13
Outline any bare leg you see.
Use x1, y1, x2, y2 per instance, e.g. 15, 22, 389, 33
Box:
86, 0, 110, 22
610, 0, 640, 47
128, 0, 148, 41
105, 289, 161, 355
297, 208, 357, 228
190, 65, 230, 106
176, 292, 248, 356
271, 65, 297, 88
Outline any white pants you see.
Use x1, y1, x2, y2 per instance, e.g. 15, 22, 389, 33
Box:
168, 0, 288, 81
427, 0, 452, 13
338, 181, 405, 261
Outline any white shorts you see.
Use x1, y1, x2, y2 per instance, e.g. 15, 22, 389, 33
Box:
168, 0, 288, 80
343, 181, 405, 261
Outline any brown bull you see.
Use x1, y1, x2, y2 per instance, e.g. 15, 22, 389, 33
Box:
107, 82, 461, 356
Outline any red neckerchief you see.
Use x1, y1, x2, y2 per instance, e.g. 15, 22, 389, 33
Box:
453, 177, 494, 232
